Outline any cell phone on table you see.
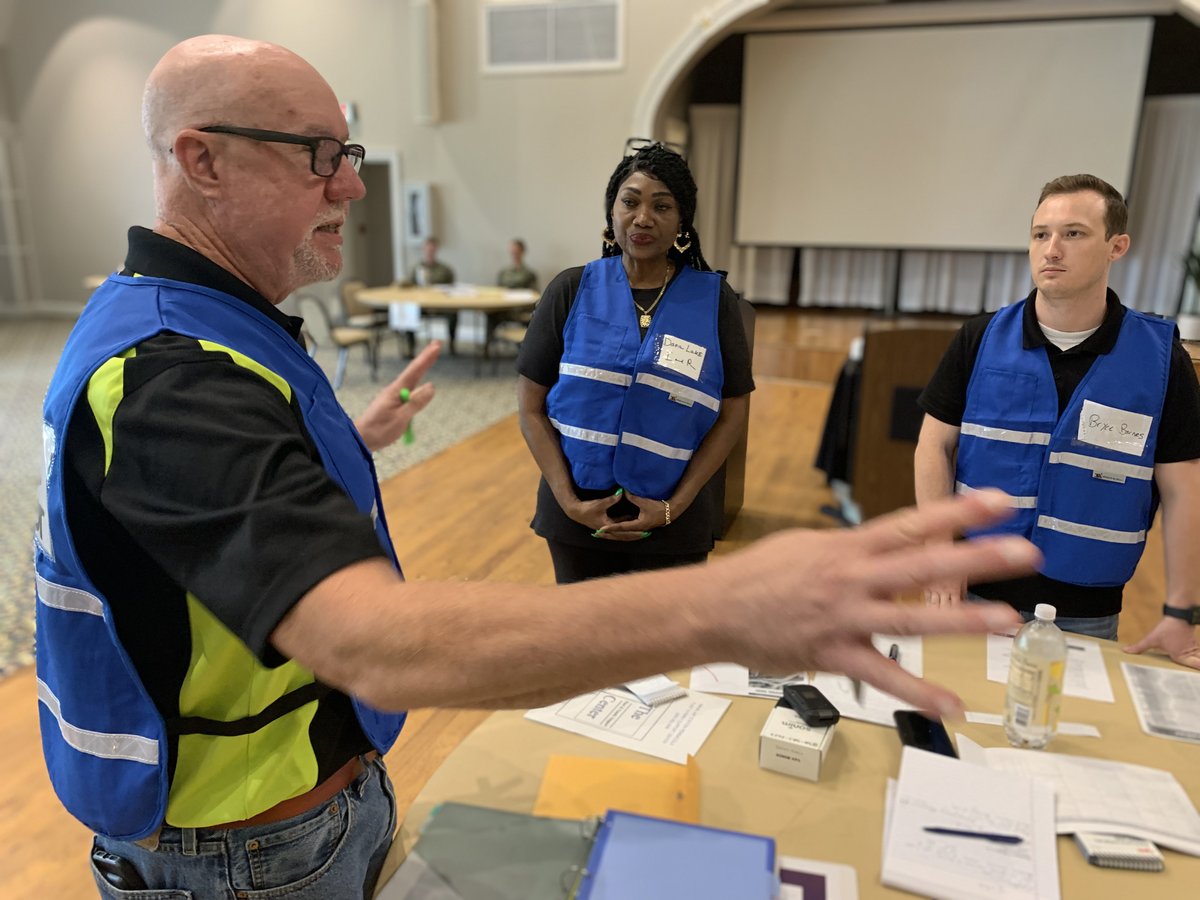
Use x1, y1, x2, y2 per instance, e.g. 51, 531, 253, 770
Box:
781, 684, 840, 727
91, 847, 149, 891
893, 710, 958, 758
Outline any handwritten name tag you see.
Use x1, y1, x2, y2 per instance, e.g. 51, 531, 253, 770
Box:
1077, 399, 1152, 457
656, 334, 706, 381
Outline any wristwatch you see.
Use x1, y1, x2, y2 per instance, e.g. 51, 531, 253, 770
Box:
1162, 604, 1200, 625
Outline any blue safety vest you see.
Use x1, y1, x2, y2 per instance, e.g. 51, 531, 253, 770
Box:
34, 275, 406, 840
956, 299, 1174, 586
545, 256, 723, 499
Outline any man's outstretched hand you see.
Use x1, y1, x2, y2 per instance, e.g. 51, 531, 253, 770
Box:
354, 341, 442, 452
723, 489, 1039, 718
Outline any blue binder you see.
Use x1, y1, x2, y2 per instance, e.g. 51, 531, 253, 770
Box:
573, 810, 778, 899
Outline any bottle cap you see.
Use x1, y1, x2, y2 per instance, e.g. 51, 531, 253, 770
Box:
1034, 603, 1057, 621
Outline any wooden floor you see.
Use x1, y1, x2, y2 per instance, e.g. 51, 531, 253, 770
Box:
0, 307, 1171, 896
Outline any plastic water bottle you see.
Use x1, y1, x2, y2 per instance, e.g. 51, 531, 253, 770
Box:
1003, 604, 1067, 749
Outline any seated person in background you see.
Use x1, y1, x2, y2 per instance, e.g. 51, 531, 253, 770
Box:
409, 236, 454, 286
497, 238, 538, 290
915, 173, 1200, 666
409, 236, 458, 351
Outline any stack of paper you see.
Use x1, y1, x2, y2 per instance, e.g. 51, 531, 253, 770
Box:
689, 663, 807, 699
524, 687, 729, 763
958, 737, 1200, 855
881, 747, 1060, 900
1121, 662, 1200, 743
986, 633, 1114, 702
812, 634, 924, 726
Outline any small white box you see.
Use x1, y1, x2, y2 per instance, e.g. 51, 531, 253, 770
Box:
758, 703, 836, 781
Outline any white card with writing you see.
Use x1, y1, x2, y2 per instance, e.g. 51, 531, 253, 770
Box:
656, 334, 706, 381
1077, 399, 1152, 457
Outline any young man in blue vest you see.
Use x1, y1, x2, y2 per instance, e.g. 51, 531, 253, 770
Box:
37, 35, 1041, 898
916, 174, 1200, 667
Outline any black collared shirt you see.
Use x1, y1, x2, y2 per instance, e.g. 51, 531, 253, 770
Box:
121, 226, 305, 340
918, 288, 1200, 616
65, 227, 381, 783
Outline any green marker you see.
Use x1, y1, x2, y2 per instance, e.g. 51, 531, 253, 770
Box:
398, 387, 415, 444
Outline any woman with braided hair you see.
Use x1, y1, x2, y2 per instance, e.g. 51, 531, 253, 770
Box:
517, 142, 755, 583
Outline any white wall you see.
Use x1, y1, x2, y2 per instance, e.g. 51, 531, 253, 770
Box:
3, 0, 712, 308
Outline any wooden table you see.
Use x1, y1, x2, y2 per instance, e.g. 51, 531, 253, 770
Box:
379, 636, 1199, 898
356, 284, 538, 363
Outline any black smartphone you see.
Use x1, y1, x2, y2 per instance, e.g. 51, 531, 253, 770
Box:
893, 710, 958, 758
781, 684, 840, 727
91, 847, 149, 891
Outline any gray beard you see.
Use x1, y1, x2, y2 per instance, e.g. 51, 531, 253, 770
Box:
293, 237, 341, 287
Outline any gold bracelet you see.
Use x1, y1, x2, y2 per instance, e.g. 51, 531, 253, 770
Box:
663, 500, 671, 526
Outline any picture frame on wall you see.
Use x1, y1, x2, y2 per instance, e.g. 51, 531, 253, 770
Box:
404, 182, 433, 243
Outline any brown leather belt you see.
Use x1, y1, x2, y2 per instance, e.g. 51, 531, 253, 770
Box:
209, 751, 378, 830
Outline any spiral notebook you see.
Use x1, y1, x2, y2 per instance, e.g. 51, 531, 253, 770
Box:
621, 674, 688, 706
1073, 832, 1165, 872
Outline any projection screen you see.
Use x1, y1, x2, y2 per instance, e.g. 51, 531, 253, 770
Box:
735, 19, 1153, 251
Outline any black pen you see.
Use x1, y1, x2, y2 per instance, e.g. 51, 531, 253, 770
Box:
923, 826, 1024, 845
888, 643, 900, 663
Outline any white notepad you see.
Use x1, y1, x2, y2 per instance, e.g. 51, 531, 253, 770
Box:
621, 674, 687, 706
881, 746, 1059, 900
1074, 832, 1164, 872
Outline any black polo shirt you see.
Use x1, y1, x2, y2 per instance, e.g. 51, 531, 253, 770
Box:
919, 288, 1200, 617
64, 227, 383, 780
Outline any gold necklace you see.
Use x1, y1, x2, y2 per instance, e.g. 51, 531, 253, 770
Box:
633, 264, 673, 329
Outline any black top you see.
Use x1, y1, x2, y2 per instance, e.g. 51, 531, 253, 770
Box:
919, 288, 1200, 616
517, 265, 755, 555
65, 227, 380, 778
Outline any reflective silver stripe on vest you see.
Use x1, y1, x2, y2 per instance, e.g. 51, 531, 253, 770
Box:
1036, 515, 1146, 545
1047, 452, 1154, 481
37, 678, 159, 766
621, 431, 694, 462
36, 574, 103, 617
634, 373, 721, 413
558, 362, 632, 387
961, 422, 1052, 445
549, 417, 619, 446
955, 481, 1037, 508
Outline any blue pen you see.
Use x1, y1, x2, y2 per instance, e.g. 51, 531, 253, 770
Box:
923, 827, 1024, 845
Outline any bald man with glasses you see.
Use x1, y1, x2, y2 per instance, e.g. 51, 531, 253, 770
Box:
37, 36, 1037, 898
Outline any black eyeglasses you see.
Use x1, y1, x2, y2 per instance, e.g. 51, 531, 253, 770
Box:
624, 137, 686, 160
199, 125, 365, 177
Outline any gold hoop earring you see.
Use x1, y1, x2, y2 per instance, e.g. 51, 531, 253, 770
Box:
601, 225, 617, 250
673, 231, 692, 253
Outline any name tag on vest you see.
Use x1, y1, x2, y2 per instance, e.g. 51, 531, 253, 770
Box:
1077, 399, 1152, 457
657, 334, 706, 381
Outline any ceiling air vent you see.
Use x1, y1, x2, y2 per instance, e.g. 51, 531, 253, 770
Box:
483, 1, 622, 73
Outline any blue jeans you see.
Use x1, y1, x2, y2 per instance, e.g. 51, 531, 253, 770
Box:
90, 756, 396, 899
1016, 608, 1119, 641
967, 593, 1119, 641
